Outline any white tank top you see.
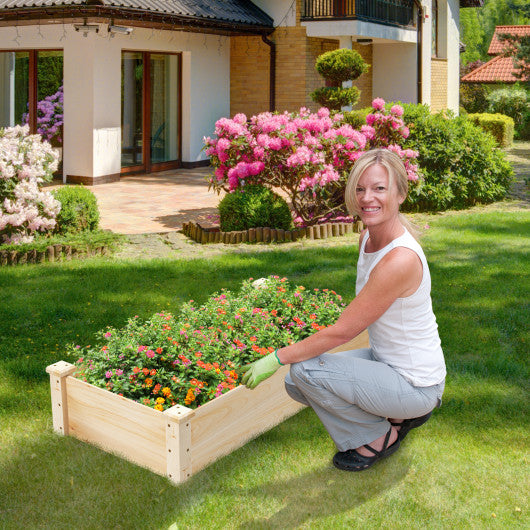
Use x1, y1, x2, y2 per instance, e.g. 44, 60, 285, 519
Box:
356, 228, 446, 386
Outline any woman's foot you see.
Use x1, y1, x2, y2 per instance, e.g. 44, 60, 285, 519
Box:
333, 427, 400, 471
389, 411, 433, 441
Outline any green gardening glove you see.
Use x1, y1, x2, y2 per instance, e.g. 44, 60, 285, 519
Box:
241, 350, 284, 389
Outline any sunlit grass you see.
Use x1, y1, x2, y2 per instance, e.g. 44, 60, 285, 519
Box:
0, 203, 528, 528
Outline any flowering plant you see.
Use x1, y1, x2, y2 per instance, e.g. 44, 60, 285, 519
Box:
23, 86, 64, 144
69, 276, 345, 411
0, 125, 61, 244
205, 99, 419, 226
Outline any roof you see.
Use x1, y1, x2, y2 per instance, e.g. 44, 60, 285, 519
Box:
461, 55, 527, 83
488, 25, 530, 55
460, 0, 484, 7
0, 1, 274, 30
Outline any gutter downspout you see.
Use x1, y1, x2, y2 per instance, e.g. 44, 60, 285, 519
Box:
412, 0, 424, 104
261, 34, 276, 112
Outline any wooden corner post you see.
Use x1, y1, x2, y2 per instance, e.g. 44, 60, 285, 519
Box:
45, 361, 76, 436
164, 404, 195, 484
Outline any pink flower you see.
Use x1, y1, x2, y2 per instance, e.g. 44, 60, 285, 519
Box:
400, 126, 410, 139
233, 113, 247, 125
366, 114, 377, 126
372, 98, 385, 111
390, 105, 404, 117
105, 371, 112, 378
138, 345, 147, 353
317, 107, 330, 118
145, 350, 155, 358
104, 332, 112, 338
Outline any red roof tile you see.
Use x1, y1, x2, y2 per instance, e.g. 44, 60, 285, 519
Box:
488, 25, 530, 55
461, 55, 528, 83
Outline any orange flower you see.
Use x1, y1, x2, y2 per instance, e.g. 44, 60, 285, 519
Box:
156, 397, 165, 404
142, 368, 150, 376
156, 347, 163, 354
144, 378, 153, 387
249, 336, 257, 342
190, 378, 199, 386
162, 387, 171, 396
150, 369, 157, 376
154, 404, 164, 411
184, 388, 196, 405
133, 366, 140, 374
271, 310, 277, 316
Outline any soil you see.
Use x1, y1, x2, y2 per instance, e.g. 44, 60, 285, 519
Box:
114, 142, 529, 261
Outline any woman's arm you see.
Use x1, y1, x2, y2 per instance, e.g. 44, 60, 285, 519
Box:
276, 246, 422, 365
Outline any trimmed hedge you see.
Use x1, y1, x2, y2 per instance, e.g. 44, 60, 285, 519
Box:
53, 185, 100, 234
467, 113, 514, 147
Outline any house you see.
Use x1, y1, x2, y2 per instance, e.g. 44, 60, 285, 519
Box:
0, 1, 478, 184
461, 25, 530, 84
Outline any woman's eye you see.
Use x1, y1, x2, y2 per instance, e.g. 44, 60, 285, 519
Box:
356, 188, 363, 192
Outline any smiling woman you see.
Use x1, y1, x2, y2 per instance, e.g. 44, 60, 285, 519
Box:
240, 148, 446, 472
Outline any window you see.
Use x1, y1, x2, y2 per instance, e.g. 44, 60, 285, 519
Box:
431, 0, 438, 57
0, 50, 63, 152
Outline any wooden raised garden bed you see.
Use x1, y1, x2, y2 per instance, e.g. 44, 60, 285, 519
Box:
182, 221, 363, 245
46, 331, 369, 484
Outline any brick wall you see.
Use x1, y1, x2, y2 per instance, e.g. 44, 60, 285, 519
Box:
230, 35, 270, 117
430, 58, 448, 112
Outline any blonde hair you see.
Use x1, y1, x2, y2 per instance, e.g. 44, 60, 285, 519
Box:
345, 149, 419, 240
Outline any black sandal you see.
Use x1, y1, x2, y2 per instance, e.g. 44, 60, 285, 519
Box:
333, 428, 400, 472
390, 411, 433, 442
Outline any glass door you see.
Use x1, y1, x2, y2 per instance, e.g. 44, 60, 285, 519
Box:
121, 51, 181, 174
121, 51, 144, 169
0, 51, 29, 129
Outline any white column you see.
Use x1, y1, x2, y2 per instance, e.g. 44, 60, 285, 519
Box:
421, 0, 432, 107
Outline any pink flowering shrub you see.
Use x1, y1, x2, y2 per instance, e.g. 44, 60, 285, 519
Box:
205, 99, 419, 225
0, 125, 61, 244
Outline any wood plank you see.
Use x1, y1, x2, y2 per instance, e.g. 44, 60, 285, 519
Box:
66, 377, 167, 474
190, 364, 304, 473
190, 330, 369, 473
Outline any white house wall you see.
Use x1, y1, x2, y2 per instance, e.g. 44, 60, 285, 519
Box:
0, 23, 230, 180
372, 43, 418, 104
446, 0, 460, 112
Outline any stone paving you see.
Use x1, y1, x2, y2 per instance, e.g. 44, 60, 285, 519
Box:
50, 167, 222, 235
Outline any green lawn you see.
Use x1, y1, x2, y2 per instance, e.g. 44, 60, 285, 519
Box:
0, 203, 528, 529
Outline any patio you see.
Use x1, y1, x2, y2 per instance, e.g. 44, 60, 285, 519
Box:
50, 167, 222, 235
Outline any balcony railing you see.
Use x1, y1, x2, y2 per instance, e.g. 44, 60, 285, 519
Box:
301, 0, 415, 28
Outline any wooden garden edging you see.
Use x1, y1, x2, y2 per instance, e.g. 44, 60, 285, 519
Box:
0, 244, 110, 266
46, 331, 370, 484
182, 221, 363, 244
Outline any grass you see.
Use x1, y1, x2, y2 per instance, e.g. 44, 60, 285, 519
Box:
0, 202, 528, 529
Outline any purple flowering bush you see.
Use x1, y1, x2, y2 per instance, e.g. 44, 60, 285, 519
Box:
69, 276, 345, 410
205, 99, 418, 226
0, 125, 61, 244
23, 86, 64, 144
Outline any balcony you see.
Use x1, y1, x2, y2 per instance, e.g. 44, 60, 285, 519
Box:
301, 0, 415, 28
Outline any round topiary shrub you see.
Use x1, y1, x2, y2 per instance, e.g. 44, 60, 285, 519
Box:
53, 185, 100, 234
314, 49, 369, 84
218, 185, 292, 232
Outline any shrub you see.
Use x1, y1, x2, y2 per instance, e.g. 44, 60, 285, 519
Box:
205, 100, 418, 225
311, 86, 361, 111
341, 108, 372, 129
401, 104, 514, 211
0, 125, 61, 244
486, 86, 530, 139
53, 185, 99, 234
310, 49, 369, 111
459, 61, 489, 114
467, 113, 514, 147
218, 185, 292, 232
69, 276, 345, 410
314, 49, 369, 84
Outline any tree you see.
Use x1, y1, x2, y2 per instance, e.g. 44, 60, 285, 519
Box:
310, 49, 369, 111
499, 33, 530, 79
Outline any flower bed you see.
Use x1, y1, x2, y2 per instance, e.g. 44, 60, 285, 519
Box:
68, 277, 346, 410
48, 276, 370, 482
47, 334, 369, 484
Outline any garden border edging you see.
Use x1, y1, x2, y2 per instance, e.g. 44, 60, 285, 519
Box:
0, 244, 110, 266
182, 221, 363, 244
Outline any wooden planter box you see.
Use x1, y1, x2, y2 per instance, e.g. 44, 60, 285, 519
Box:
46, 331, 369, 484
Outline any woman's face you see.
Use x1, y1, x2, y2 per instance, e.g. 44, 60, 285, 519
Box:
355, 163, 404, 229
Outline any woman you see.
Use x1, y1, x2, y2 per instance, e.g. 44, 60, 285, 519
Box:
241, 149, 446, 471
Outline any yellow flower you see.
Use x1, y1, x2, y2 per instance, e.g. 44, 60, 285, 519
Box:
154, 404, 164, 411
156, 397, 165, 404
